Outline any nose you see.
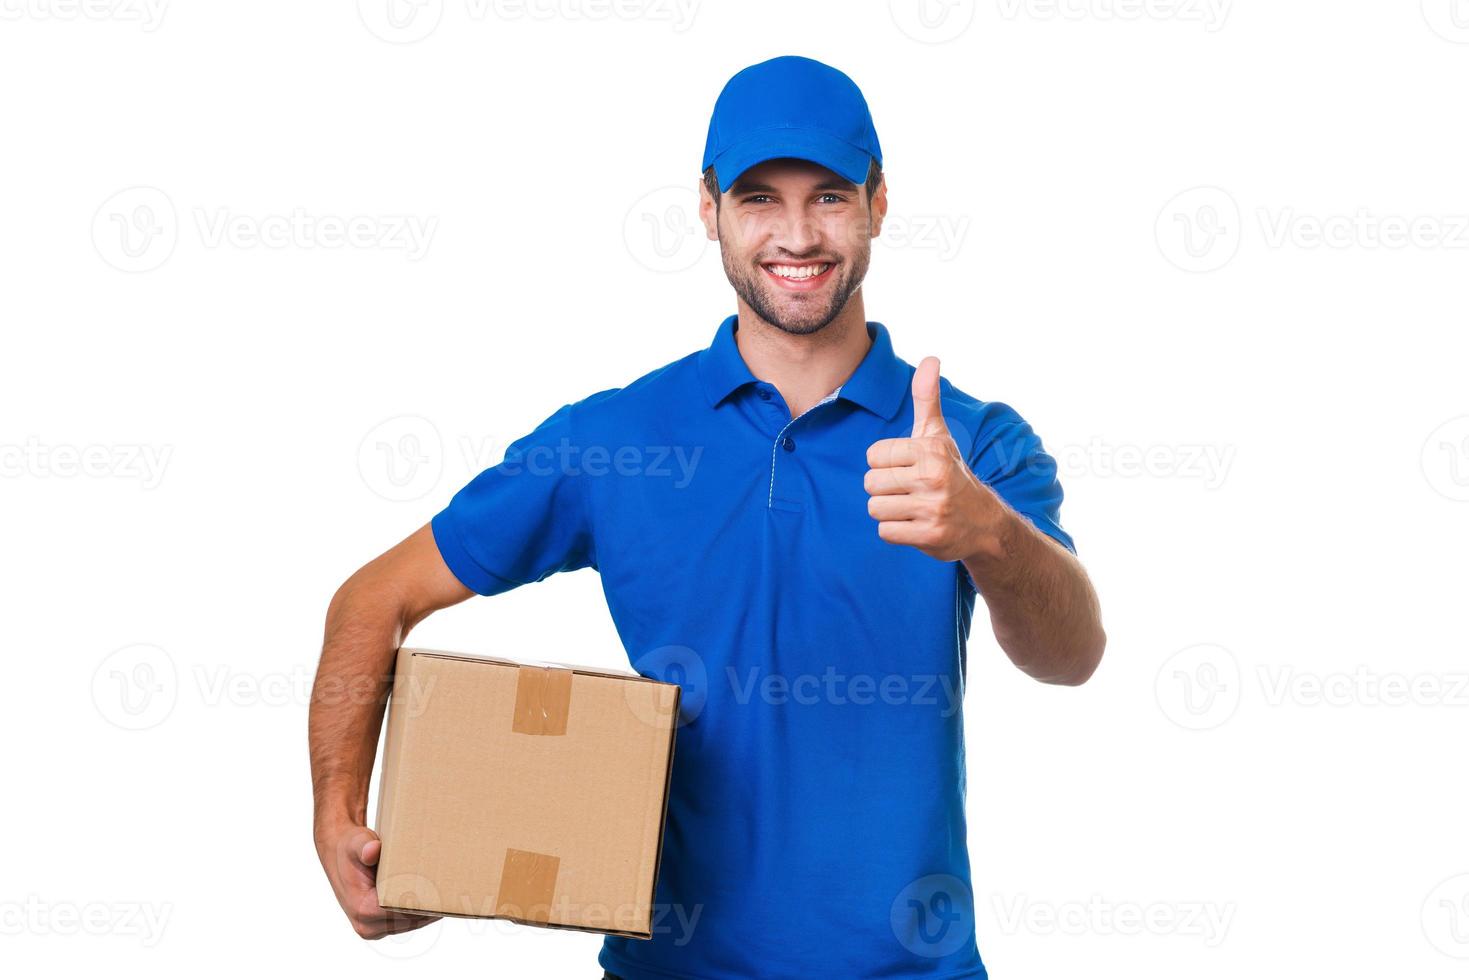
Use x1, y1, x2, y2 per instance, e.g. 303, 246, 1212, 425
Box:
770, 204, 823, 257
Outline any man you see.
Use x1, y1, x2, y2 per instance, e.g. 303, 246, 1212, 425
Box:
311, 54, 1105, 979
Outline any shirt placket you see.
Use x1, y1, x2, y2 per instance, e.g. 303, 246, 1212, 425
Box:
758, 383, 841, 512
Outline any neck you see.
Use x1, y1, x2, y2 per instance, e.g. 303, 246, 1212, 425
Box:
732, 297, 872, 417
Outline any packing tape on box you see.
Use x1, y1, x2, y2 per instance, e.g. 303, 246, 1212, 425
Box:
511, 665, 573, 736
495, 848, 561, 923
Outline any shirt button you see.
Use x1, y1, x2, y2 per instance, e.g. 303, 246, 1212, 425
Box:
782, 435, 796, 452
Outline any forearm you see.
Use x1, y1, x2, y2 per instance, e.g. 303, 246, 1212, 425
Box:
962, 505, 1105, 686
309, 575, 410, 837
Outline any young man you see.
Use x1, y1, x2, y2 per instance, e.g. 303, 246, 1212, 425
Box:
311, 55, 1105, 979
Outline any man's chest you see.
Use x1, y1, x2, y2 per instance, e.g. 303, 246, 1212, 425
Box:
582, 424, 968, 672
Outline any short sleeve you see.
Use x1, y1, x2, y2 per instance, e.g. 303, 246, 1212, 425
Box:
966, 403, 1076, 557
430, 400, 596, 597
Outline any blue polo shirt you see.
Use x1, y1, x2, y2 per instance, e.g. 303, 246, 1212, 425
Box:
430, 314, 1075, 980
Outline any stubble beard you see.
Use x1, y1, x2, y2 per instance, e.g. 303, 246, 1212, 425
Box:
718, 216, 872, 338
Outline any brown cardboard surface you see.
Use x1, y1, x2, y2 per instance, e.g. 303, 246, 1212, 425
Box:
374, 647, 679, 939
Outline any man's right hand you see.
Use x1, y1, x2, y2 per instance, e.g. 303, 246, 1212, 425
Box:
311, 523, 472, 939
316, 822, 441, 939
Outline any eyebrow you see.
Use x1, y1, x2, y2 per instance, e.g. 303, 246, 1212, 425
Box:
727, 178, 858, 196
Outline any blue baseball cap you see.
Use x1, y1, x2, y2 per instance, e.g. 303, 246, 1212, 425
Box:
701, 55, 883, 195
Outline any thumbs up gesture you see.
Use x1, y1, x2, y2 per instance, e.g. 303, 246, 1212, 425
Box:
864, 356, 1003, 563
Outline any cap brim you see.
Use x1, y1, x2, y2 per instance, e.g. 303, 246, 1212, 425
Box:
710, 129, 872, 194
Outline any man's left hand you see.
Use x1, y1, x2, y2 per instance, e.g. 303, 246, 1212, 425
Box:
864, 355, 1008, 564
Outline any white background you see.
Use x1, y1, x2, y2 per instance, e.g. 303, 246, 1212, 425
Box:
3, 1, 1467, 977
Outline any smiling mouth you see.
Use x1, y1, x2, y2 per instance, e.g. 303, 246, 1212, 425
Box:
761, 261, 835, 288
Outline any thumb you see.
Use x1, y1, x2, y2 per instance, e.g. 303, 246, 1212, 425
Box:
358, 833, 382, 867
910, 356, 948, 438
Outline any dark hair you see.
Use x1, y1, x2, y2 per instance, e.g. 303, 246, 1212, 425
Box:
703, 158, 883, 212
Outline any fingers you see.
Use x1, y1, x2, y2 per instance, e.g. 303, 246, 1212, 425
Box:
866, 358, 969, 558
865, 445, 953, 495
864, 465, 918, 496
331, 827, 381, 879
867, 433, 957, 472
352, 905, 443, 939
361, 916, 440, 939
864, 466, 904, 496
875, 519, 930, 548
320, 823, 443, 941
353, 887, 434, 925
910, 356, 949, 439
349, 873, 442, 940
867, 493, 921, 521
866, 437, 919, 469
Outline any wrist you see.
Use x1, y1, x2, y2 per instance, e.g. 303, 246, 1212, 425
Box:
314, 804, 366, 844
961, 503, 1023, 574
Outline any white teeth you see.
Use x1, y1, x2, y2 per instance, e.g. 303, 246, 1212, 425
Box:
767, 263, 830, 280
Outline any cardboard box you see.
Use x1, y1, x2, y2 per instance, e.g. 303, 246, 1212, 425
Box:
374, 646, 680, 939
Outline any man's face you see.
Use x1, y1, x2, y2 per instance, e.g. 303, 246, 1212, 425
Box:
701, 157, 886, 337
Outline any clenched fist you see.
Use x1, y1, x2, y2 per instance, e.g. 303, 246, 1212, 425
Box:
864, 356, 1006, 564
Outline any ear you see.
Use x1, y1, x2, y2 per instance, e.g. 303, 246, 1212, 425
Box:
869, 173, 888, 239
698, 177, 721, 242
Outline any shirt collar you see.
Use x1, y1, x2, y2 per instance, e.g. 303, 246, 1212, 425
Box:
696, 314, 910, 421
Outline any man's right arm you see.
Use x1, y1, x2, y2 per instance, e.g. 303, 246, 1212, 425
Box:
309, 521, 473, 939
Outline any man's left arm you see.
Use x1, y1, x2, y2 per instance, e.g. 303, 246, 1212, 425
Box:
864, 356, 1105, 685
958, 500, 1105, 686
